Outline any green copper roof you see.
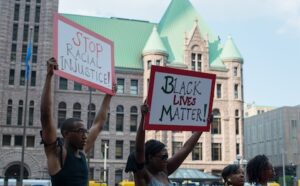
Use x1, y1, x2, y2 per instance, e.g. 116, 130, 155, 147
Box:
62, 14, 155, 69
221, 36, 243, 62
60, 0, 242, 70
143, 26, 168, 55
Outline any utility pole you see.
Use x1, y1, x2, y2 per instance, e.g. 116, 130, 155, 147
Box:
103, 143, 108, 184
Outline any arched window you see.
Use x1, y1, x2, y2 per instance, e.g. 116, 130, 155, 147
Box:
17, 100, 24, 125
116, 105, 124, 131
73, 103, 81, 119
6, 99, 13, 125
58, 102, 67, 128
87, 103, 96, 128
130, 106, 138, 132
28, 100, 34, 126
211, 109, 221, 134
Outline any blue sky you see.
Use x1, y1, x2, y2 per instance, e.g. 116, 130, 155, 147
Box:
59, 0, 300, 107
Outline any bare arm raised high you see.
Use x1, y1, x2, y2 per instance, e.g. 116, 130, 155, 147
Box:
40, 57, 60, 175
84, 85, 116, 153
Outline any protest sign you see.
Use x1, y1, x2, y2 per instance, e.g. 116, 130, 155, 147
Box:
53, 13, 115, 95
144, 66, 216, 131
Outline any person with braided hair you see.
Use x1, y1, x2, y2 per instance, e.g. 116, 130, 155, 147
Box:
221, 164, 245, 186
246, 154, 275, 186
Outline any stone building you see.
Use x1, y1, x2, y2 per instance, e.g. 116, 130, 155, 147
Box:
0, 0, 244, 185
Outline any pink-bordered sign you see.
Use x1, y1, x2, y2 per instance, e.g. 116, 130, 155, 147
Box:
53, 13, 115, 95
144, 65, 216, 131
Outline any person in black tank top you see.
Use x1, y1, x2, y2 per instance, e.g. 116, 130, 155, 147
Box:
40, 57, 116, 186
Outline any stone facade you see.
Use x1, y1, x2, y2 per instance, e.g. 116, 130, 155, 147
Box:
0, 0, 244, 185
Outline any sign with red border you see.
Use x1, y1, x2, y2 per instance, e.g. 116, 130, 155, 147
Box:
53, 13, 115, 95
144, 66, 216, 131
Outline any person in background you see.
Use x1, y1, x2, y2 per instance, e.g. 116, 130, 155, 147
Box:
246, 154, 275, 186
126, 103, 211, 186
222, 164, 245, 186
40, 57, 116, 186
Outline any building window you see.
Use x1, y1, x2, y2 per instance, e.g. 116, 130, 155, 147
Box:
73, 103, 81, 119
87, 103, 96, 128
130, 141, 135, 154
33, 25, 39, 43
15, 135, 23, 146
21, 44, 27, 62
211, 109, 221, 134
130, 79, 138, 95
89, 168, 94, 180
101, 140, 109, 159
234, 84, 239, 99
30, 71, 36, 86
130, 106, 138, 132
147, 60, 152, 70
9, 69, 15, 85
156, 60, 160, 66
192, 142, 202, 160
234, 66, 238, 76
34, 5, 40, 23
14, 4, 20, 21
103, 111, 110, 131
57, 102, 66, 128
212, 143, 222, 161
19, 70, 25, 86
26, 136, 35, 147
191, 53, 202, 71
59, 77, 68, 90
172, 142, 182, 156
6, 99, 13, 125
17, 100, 24, 125
117, 78, 124, 94
2, 135, 11, 146
116, 105, 124, 131
216, 84, 222, 98
236, 143, 240, 155
24, 5, 30, 22
115, 169, 123, 185
28, 101, 34, 126
32, 45, 38, 63
12, 24, 18, 41
11, 43, 17, 61
100, 168, 109, 184
74, 82, 82, 91
115, 140, 123, 159
23, 24, 29, 42
235, 109, 239, 135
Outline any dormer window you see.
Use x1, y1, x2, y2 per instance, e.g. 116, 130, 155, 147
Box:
191, 53, 202, 71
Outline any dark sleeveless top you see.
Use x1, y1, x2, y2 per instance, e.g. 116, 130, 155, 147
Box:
51, 148, 88, 186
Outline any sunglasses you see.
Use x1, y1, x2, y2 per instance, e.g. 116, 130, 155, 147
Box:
154, 154, 169, 161
69, 128, 89, 135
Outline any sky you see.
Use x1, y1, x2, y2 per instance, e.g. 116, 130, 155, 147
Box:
59, 0, 300, 107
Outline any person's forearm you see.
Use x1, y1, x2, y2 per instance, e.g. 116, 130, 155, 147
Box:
182, 132, 202, 152
93, 94, 112, 128
135, 115, 145, 162
40, 74, 53, 124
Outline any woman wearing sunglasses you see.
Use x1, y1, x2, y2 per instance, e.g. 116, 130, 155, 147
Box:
126, 103, 208, 186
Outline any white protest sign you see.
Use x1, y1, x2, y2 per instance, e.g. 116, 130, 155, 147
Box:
53, 13, 115, 95
144, 66, 216, 131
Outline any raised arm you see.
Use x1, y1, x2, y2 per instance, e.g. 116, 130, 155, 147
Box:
167, 131, 202, 175
134, 103, 149, 185
40, 57, 58, 145
84, 86, 116, 153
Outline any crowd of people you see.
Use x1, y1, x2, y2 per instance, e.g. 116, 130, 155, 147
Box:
41, 57, 275, 186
